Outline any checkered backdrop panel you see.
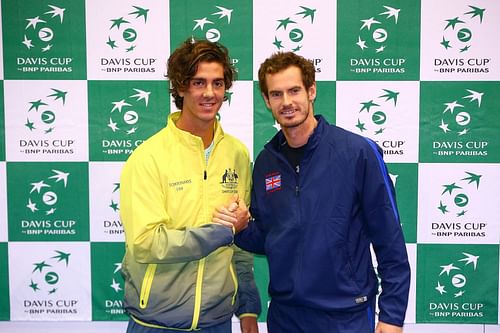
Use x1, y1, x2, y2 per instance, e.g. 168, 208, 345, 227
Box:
0, 0, 499, 332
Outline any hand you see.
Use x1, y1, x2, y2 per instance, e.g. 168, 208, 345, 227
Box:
231, 196, 251, 233
212, 194, 251, 233
375, 321, 403, 333
212, 199, 237, 229
240, 316, 258, 333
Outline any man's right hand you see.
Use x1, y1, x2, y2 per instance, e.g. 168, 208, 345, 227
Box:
212, 194, 251, 233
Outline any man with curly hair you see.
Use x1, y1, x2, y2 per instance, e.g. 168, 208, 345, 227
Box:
120, 38, 260, 333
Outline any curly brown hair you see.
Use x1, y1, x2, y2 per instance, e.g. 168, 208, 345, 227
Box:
167, 37, 236, 110
258, 52, 316, 98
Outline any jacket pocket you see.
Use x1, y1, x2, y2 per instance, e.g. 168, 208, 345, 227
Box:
139, 263, 157, 309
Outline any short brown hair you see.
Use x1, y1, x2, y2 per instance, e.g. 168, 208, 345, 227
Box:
167, 38, 236, 109
258, 52, 316, 98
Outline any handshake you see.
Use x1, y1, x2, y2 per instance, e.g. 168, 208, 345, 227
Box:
212, 194, 252, 233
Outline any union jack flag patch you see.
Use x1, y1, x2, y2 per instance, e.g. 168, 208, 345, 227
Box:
265, 173, 281, 192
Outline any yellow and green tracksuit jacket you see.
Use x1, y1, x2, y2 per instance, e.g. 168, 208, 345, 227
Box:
120, 112, 261, 330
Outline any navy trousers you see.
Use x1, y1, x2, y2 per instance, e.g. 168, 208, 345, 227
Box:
267, 300, 375, 333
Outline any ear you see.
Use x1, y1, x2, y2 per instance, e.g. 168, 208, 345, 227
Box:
262, 93, 271, 109
178, 90, 185, 97
308, 83, 317, 101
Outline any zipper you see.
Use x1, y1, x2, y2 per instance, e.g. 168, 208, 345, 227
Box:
139, 264, 157, 309
190, 258, 206, 329
229, 263, 238, 305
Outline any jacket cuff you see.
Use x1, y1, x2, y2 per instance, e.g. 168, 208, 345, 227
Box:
238, 313, 258, 319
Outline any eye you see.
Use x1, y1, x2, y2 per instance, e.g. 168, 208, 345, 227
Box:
269, 91, 282, 98
290, 87, 301, 94
191, 79, 205, 87
214, 80, 225, 88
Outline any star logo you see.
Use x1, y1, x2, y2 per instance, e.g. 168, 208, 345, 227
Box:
24, 88, 68, 134
26, 169, 71, 215
437, 171, 482, 217
433, 252, 480, 298
271, 6, 317, 52
22, 5, 66, 52
354, 88, 399, 135
440, 5, 485, 52
438, 89, 483, 136
191, 5, 234, 43
356, 5, 400, 53
106, 6, 149, 52
29, 250, 72, 295
107, 88, 151, 135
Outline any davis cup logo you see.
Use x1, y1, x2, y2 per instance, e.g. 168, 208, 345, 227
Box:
437, 171, 481, 218
440, 5, 485, 53
355, 88, 399, 135
439, 89, 483, 136
107, 88, 150, 135
25, 88, 68, 134
356, 5, 400, 53
26, 169, 70, 216
29, 250, 71, 295
271, 6, 316, 52
192, 5, 233, 42
22, 5, 65, 53
434, 252, 479, 298
106, 6, 149, 52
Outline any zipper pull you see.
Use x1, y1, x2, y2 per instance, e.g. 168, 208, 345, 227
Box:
204, 170, 207, 180
295, 185, 299, 196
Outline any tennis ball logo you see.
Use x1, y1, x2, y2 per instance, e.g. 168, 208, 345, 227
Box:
45, 271, 59, 285
372, 111, 387, 125
451, 274, 466, 288
206, 29, 221, 42
38, 27, 54, 42
41, 110, 56, 124
123, 110, 138, 125
457, 28, 472, 42
289, 28, 303, 43
372, 28, 388, 43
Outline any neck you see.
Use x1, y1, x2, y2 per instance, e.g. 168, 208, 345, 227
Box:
283, 114, 318, 148
176, 114, 215, 148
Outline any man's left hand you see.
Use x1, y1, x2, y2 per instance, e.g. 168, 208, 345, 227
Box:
375, 321, 403, 333
240, 316, 258, 333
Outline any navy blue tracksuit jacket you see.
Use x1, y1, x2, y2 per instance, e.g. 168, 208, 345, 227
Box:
235, 115, 410, 328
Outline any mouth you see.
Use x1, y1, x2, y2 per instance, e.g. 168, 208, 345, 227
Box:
200, 102, 217, 110
280, 108, 295, 116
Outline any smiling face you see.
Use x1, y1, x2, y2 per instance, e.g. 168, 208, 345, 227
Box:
178, 61, 226, 129
263, 65, 316, 131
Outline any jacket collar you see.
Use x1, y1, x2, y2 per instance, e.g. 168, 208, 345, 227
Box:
167, 111, 224, 150
266, 115, 328, 155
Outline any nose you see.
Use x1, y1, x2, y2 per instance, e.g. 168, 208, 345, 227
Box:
282, 92, 292, 105
203, 84, 214, 98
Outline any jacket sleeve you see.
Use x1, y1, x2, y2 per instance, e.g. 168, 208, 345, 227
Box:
120, 151, 233, 264
232, 245, 262, 318
234, 180, 267, 255
358, 139, 411, 327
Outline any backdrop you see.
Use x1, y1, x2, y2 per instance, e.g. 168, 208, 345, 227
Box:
0, 0, 499, 332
